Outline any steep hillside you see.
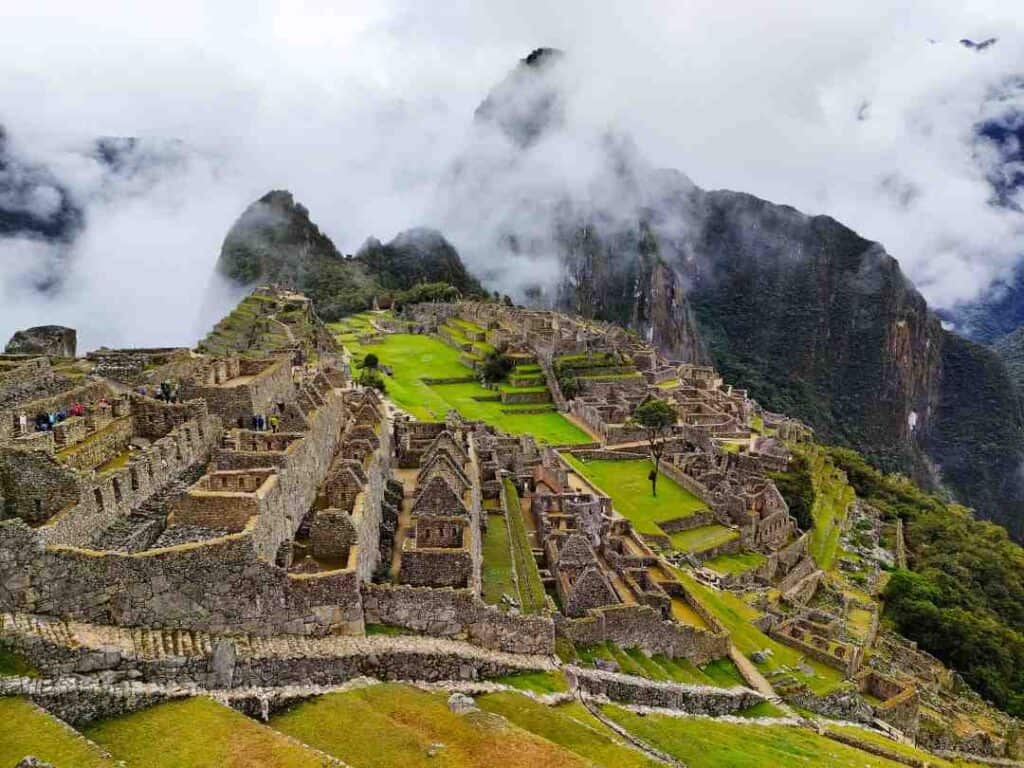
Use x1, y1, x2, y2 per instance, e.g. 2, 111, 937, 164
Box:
465, 49, 1024, 537
216, 190, 482, 321
356, 228, 484, 296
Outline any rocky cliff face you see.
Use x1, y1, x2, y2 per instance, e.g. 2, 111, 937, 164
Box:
463, 49, 1024, 536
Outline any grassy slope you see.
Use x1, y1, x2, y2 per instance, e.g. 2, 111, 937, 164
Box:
668, 524, 738, 553
704, 551, 766, 575
0, 697, 117, 768
822, 724, 975, 768
342, 332, 589, 445
805, 448, 855, 570
269, 684, 587, 768
85, 697, 328, 768
602, 705, 906, 768
563, 456, 706, 535
504, 478, 547, 614
494, 670, 568, 695
481, 512, 516, 606
477, 693, 660, 768
674, 569, 843, 694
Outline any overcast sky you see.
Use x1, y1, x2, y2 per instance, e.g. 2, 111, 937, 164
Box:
1, 0, 1023, 348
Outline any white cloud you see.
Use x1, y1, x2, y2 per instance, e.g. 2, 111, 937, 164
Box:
0, 0, 1022, 349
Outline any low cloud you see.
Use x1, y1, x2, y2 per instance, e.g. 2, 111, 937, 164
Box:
0, 0, 1022, 349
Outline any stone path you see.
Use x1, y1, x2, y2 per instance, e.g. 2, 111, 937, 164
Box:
727, 645, 782, 703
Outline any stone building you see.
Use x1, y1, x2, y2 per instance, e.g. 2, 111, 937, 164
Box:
399, 430, 482, 590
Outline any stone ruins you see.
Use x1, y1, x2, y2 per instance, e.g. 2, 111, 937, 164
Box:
0, 288, 1018, 763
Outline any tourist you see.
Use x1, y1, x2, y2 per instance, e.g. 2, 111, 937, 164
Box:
270, 415, 280, 433
18, 413, 27, 434
251, 414, 259, 431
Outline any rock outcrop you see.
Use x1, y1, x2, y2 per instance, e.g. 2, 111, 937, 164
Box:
216, 191, 482, 321
4, 325, 77, 358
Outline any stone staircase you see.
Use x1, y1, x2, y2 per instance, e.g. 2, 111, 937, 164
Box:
0, 611, 555, 671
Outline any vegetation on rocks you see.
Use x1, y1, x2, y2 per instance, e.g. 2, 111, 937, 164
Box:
504, 478, 547, 614
828, 446, 1024, 715
216, 191, 483, 322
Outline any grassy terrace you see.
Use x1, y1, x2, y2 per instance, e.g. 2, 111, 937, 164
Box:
481, 512, 516, 607
574, 642, 745, 687
1, 697, 116, 768
85, 697, 327, 767
669, 524, 738, 554
805, 448, 856, 570
341, 332, 589, 445
477, 693, 661, 768
602, 706, 908, 768
674, 568, 844, 695
494, 670, 568, 695
563, 456, 707, 536
270, 683, 588, 768
704, 550, 766, 575
822, 724, 963, 768
504, 478, 547, 614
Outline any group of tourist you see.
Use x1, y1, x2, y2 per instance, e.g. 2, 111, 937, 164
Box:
20, 400, 93, 433
244, 413, 280, 432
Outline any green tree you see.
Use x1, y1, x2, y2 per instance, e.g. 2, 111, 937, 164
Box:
362, 352, 379, 370
480, 347, 514, 383
632, 397, 676, 497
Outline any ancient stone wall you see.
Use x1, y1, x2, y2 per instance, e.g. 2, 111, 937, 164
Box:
0, 522, 365, 636
0, 358, 54, 408
129, 395, 208, 440
0, 447, 80, 525
570, 667, 763, 714
361, 583, 555, 655
37, 414, 221, 548
57, 416, 133, 472
558, 603, 729, 665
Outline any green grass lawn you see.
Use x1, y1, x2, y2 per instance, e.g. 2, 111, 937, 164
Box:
736, 700, 789, 718
504, 479, 547, 614
669, 524, 738, 553
563, 456, 707, 535
269, 683, 587, 768
704, 551, 766, 575
0, 697, 117, 768
342, 333, 589, 445
476, 693, 660, 768
673, 569, 844, 695
494, 670, 568, 694
481, 513, 517, 607
85, 697, 327, 767
602, 706, 907, 767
